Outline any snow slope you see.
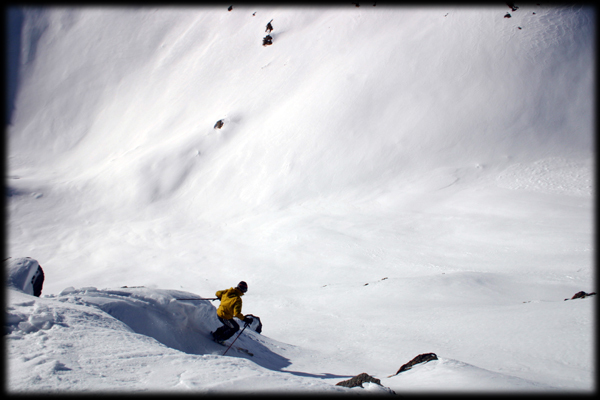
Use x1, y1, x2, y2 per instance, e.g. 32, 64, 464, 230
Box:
8, 283, 583, 393
6, 286, 347, 393
6, 4, 595, 394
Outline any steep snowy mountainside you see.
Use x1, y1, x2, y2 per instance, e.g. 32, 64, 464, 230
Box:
8, 6, 593, 215
7, 3, 594, 308
5, 5, 594, 393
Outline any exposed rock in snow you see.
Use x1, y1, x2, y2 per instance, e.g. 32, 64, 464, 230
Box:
392, 353, 438, 376
337, 372, 397, 394
564, 291, 596, 301
336, 372, 380, 388
506, 3, 519, 12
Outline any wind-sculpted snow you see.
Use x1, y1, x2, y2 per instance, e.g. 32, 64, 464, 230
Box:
55, 287, 221, 354
53, 286, 291, 370
7, 286, 331, 392
7, 257, 44, 297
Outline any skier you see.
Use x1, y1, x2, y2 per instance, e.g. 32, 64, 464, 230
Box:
211, 281, 253, 344
265, 19, 273, 33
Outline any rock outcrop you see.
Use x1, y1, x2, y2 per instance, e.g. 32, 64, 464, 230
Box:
564, 291, 596, 301
336, 372, 380, 388
391, 352, 438, 376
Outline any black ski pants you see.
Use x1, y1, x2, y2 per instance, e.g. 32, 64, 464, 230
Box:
214, 317, 240, 341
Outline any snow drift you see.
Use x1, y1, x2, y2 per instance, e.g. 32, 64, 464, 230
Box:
6, 257, 45, 297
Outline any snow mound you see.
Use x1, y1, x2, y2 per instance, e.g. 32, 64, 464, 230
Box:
8, 285, 294, 369
7, 257, 45, 297
5, 285, 353, 393
383, 357, 556, 392
55, 286, 222, 355
53, 286, 289, 366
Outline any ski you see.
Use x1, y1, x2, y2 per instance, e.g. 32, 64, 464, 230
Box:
215, 341, 254, 356
232, 346, 254, 356
211, 332, 253, 356
175, 297, 217, 301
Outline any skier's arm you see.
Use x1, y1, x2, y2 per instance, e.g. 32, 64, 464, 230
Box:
233, 299, 245, 321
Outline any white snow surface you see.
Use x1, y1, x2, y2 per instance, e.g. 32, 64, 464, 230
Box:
5, 4, 595, 394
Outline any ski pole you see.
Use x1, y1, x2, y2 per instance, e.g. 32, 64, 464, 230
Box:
223, 323, 249, 356
175, 297, 218, 301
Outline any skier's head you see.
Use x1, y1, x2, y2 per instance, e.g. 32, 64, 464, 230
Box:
236, 281, 248, 293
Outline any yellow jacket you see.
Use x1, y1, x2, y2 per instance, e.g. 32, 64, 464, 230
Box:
215, 287, 246, 321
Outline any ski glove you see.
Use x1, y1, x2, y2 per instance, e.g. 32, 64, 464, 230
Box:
244, 317, 253, 326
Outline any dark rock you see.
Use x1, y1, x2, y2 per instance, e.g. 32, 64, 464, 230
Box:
228, 5, 233, 12
263, 35, 273, 46
506, 2, 519, 11
565, 291, 596, 301
336, 372, 380, 388
392, 352, 438, 376
214, 119, 224, 129
244, 313, 263, 334
504, 13, 512, 18
32, 266, 44, 297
